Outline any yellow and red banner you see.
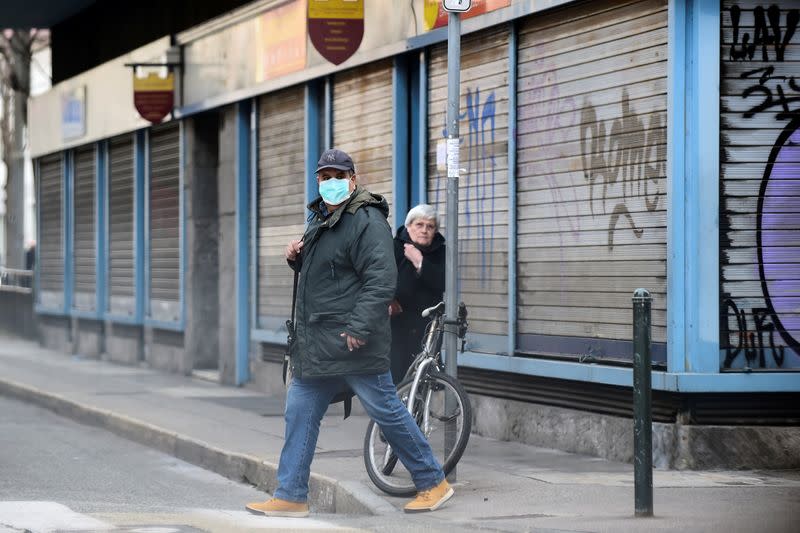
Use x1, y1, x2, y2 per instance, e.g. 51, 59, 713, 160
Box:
133, 72, 174, 124
308, 0, 364, 65
424, 0, 510, 31
259, 0, 307, 80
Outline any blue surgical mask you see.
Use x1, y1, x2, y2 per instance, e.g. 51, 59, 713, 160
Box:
319, 178, 352, 205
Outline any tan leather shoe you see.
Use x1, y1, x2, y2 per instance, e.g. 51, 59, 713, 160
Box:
403, 479, 454, 513
246, 497, 310, 517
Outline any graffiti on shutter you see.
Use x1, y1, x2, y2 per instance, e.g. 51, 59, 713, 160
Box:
427, 25, 510, 340
108, 134, 136, 315
149, 122, 181, 322
721, 1, 800, 369
73, 145, 96, 311
516, 0, 668, 362
257, 85, 306, 331
37, 153, 63, 308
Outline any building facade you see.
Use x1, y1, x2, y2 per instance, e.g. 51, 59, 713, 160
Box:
27, 0, 800, 468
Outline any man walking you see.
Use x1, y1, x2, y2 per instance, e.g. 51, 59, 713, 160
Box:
246, 148, 453, 517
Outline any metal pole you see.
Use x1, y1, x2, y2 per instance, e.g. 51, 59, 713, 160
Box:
444, 8, 461, 481
633, 288, 653, 517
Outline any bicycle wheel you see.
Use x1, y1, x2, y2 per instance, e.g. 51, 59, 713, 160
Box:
363, 370, 472, 496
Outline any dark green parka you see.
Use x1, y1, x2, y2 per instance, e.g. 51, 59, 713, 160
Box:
289, 186, 397, 379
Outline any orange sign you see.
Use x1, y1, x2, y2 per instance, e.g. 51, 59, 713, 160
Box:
308, 0, 364, 65
260, 0, 307, 80
133, 72, 174, 124
424, 0, 510, 30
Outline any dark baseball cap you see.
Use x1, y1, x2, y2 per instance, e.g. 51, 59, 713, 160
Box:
315, 148, 355, 173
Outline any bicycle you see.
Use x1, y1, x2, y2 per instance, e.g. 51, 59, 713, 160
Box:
363, 301, 472, 496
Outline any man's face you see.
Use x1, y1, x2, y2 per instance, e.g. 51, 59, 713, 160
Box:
407, 218, 436, 247
317, 168, 356, 198
317, 168, 356, 207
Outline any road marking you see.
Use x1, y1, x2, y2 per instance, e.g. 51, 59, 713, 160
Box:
0, 501, 112, 532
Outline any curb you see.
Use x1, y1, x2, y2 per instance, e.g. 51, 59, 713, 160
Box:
0, 378, 387, 516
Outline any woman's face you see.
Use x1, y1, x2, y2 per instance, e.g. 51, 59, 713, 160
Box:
407, 217, 436, 247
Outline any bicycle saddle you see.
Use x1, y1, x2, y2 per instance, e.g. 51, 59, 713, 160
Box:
421, 301, 446, 318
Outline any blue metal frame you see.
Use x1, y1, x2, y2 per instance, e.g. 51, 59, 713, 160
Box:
324, 76, 333, 150
507, 20, 518, 358
412, 49, 427, 206
392, 55, 410, 232
235, 99, 253, 385
135, 130, 146, 323
688, 0, 720, 373
305, 80, 322, 205
142, 129, 151, 323
34, 158, 41, 301
459, 351, 798, 393
667, 0, 720, 375
95, 141, 107, 320
667, 0, 687, 374
64, 150, 74, 314
250, 98, 260, 337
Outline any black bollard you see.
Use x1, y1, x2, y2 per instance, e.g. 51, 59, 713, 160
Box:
632, 288, 653, 517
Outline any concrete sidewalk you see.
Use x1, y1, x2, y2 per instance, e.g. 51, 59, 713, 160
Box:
1, 335, 798, 532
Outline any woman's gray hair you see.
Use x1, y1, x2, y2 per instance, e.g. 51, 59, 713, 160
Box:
404, 204, 439, 229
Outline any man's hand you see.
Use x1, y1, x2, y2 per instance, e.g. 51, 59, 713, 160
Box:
388, 299, 403, 317
403, 243, 423, 272
285, 239, 304, 261
340, 332, 366, 352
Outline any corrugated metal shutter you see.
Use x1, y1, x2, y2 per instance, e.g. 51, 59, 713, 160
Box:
257, 85, 306, 331
427, 25, 510, 339
720, 1, 800, 369
108, 134, 136, 315
37, 153, 63, 306
73, 145, 96, 311
149, 122, 181, 322
515, 0, 668, 360
332, 59, 394, 217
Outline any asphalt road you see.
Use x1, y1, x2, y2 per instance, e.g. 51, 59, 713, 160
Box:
0, 396, 360, 532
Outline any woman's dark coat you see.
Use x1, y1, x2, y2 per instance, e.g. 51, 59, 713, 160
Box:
389, 226, 446, 383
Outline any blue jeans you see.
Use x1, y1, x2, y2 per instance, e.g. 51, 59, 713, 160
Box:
274, 370, 445, 503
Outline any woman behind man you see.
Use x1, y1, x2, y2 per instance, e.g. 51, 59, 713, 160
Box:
389, 204, 446, 384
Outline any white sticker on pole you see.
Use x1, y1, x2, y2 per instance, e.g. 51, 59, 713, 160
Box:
446, 138, 460, 178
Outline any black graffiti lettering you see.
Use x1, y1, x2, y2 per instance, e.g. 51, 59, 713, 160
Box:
722, 297, 747, 368
730, 5, 799, 62
721, 298, 788, 369
752, 308, 787, 367
740, 68, 800, 119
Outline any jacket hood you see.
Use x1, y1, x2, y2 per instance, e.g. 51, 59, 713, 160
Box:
308, 186, 390, 224
395, 225, 445, 253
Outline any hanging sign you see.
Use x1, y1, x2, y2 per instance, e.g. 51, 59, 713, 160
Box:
133, 72, 174, 124
424, 0, 509, 31
308, 0, 364, 65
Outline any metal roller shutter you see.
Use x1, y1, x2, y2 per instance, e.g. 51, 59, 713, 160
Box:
37, 153, 63, 307
427, 25, 510, 338
108, 134, 136, 315
332, 59, 394, 217
149, 122, 181, 322
257, 85, 306, 330
73, 145, 96, 311
515, 0, 668, 359
720, 1, 800, 370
